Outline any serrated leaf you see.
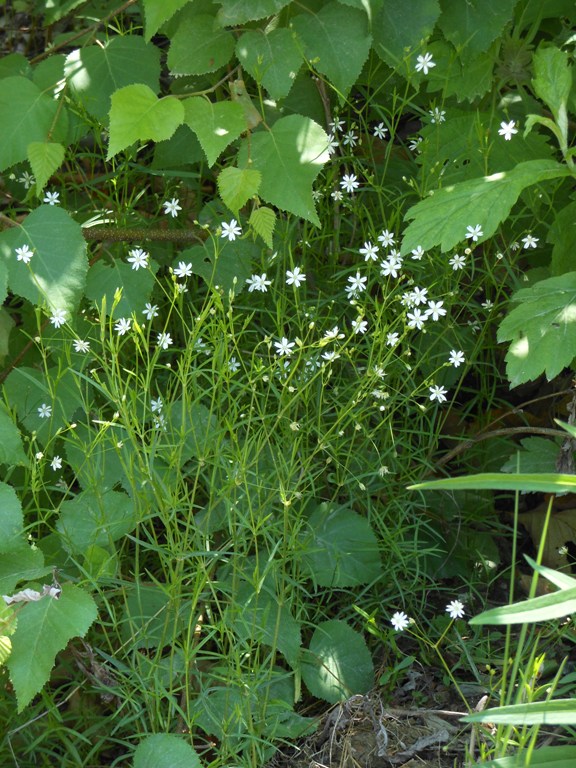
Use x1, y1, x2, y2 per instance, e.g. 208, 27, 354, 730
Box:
238, 115, 330, 225
168, 14, 235, 76
236, 28, 302, 100
0, 206, 88, 313
437, 0, 517, 61
65, 37, 161, 121
0, 545, 47, 595
497, 273, 576, 387
183, 98, 246, 166
85, 259, 157, 318
301, 620, 373, 703
373, 0, 440, 68
107, 86, 184, 159
57, 489, 136, 556
218, 167, 261, 214
0, 482, 24, 554
501, 437, 560, 475
249, 207, 276, 248
217, 0, 291, 25
401, 159, 569, 255
291, 2, 371, 99
0, 77, 65, 171
300, 503, 381, 587
134, 734, 201, 768
27, 142, 65, 193
0, 404, 28, 470
142, 0, 190, 41
532, 45, 571, 144
7, 583, 97, 711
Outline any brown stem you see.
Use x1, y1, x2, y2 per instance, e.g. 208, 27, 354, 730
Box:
82, 227, 204, 243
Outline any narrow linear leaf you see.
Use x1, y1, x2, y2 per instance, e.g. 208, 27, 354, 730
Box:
469, 585, 576, 625
8, 583, 97, 711
463, 699, 576, 725
409, 473, 576, 493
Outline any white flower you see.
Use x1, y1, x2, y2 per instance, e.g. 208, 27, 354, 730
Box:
322, 350, 340, 362
351, 318, 368, 334
386, 332, 399, 346
408, 136, 423, 151
425, 300, 447, 321
411, 245, 425, 261
18, 171, 35, 189
429, 107, 446, 124
38, 403, 52, 418
390, 611, 410, 631
482, 299, 494, 310
331, 189, 343, 201
127, 248, 149, 270
465, 224, 483, 242
448, 350, 465, 367
326, 135, 340, 155
498, 120, 518, 140
151, 397, 163, 413
407, 308, 426, 330
246, 273, 271, 292
411, 287, 428, 306
176, 283, 188, 294
50, 309, 67, 328
346, 271, 367, 295
522, 234, 539, 249
143, 303, 159, 320
360, 241, 379, 262
342, 129, 358, 146
323, 326, 343, 341
415, 52, 436, 75
373, 122, 388, 139
449, 253, 466, 270
15, 244, 34, 263
51, 456, 63, 471
275, 337, 295, 356
43, 190, 60, 205
73, 339, 90, 353
174, 261, 193, 278
429, 384, 448, 403
153, 413, 167, 430
446, 599, 465, 619
329, 117, 345, 133
286, 267, 306, 287
380, 258, 401, 278
378, 230, 395, 247
340, 173, 360, 193
221, 218, 242, 241
157, 332, 173, 350
163, 198, 182, 217
228, 357, 240, 373
114, 317, 131, 335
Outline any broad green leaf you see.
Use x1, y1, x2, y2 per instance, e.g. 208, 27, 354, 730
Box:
301, 619, 373, 703
0, 53, 30, 79
57, 489, 136, 556
43, 0, 87, 23
500, 437, 559, 475
85, 259, 157, 318
409, 472, 576, 494
0, 483, 24, 554
549, 202, 576, 275
180, 240, 255, 295
27, 142, 65, 193
533, 45, 571, 141
218, 167, 261, 214
216, 0, 291, 24
65, 424, 128, 493
400, 159, 569, 255
249, 207, 276, 248
300, 503, 381, 587
107, 86, 185, 159
120, 585, 184, 650
142, 0, 190, 41
0, 205, 88, 313
0, 403, 28, 469
0, 77, 67, 171
0, 307, 14, 363
0, 544, 47, 594
463, 699, 576, 725
497, 273, 576, 386
469, 745, 576, 768
236, 28, 302, 100
65, 37, 161, 120
32, 55, 66, 93
168, 14, 235, 76
133, 734, 201, 768
291, 3, 371, 99
437, 0, 517, 61
166, 400, 224, 462
373, 0, 440, 69
7, 583, 97, 711
238, 115, 330, 225
183, 98, 246, 166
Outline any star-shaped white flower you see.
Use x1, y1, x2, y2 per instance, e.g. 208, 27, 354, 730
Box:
390, 611, 410, 631
73, 339, 90, 353
143, 303, 159, 320
274, 337, 295, 356
38, 403, 52, 418
498, 120, 518, 140
50, 309, 67, 328
114, 318, 131, 335
127, 248, 149, 270
521, 234, 539, 249
448, 350, 465, 367
286, 267, 306, 287
221, 219, 242, 241
378, 229, 395, 247
415, 52, 436, 75
360, 241, 379, 262
446, 599, 465, 619
173, 261, 193, 278
373, 122, 388, 139
157, 332, 173, 350
246, 273, 271, 292
425, 300, 447, 321
340, 173, 360, 193
15, 244, 34, 264
429, 384, 448, 403
465, 224, 484, 242
163, 198, 182, 217
43, 190, 60, 205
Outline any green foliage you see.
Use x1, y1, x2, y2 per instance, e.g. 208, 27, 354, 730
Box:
133, 734, 201, 768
